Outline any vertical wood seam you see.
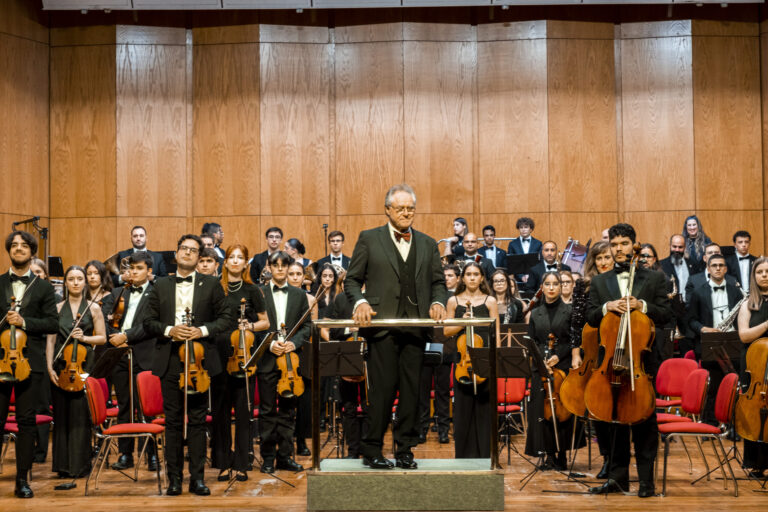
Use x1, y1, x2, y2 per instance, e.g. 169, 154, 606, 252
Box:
186, 29, 194, 234
471, 24, 480, 227
329, 27, 337, 239
615, 26, 624, 223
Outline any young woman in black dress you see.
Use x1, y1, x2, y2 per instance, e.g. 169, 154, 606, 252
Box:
444, 261, 500, 458
490, 268, 524, 325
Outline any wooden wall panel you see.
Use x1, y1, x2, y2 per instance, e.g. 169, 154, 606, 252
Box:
404, 41, 474, 214
623, 211, 686, 258
547, 36, 617, 213
762, 30, 768, 212
260, 43, 331, 217
478, 39, 548, 214
693, 34, 761, 210
550, 212, 618, 251
50, 45, 116, 218
335, 214, 389, 258
116, 43, 187, 218
335, 42, 404, 216
193, 43, 260, 217
334, 10, 403, 43
49, 217, 117, 268
697, 210, 764, 254
0, 33, 49, 217
0, 0, 49, 43
192, 216, 261, 261
621, 36, 694, 212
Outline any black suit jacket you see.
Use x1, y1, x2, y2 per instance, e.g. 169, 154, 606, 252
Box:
316, 254, 351, 270
507, 236, 542, 256
258, 284, 310, 374
458, 254, 495, 282
143, 273, 232, 378
249, 250, 270, 285
726, 253, 756, 288
478, 246, 507, 269
0, 273, 58, 372
523, 261, 572, 293
112, 249, 167, 287
684, 272, 738, 306
687, 280, 742, 358
345, 225, 447, 339
101, 283, 156, 370
659, 256, 696, 282
587, 268, 672, 329
528, 300, 573, 372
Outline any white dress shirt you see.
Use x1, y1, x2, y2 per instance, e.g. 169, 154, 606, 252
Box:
388, 223, 412, 261
738, 255, 751, 292
709, 279, 730, 329
121, 281, 149, 331
163, 272, 209, 338
521, 237, 531, 254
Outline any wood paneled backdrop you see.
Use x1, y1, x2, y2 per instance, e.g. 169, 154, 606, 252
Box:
4, 3, 768, 270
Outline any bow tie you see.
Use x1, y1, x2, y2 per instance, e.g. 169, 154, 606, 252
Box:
614, 263, 631, 274
522, 238, 530, 242
272, 285, 287, 293
394, 230, 411, 243
130, 286, 144, 294
712, 285, 725, 291
545, 264, 557, 271
739, 256, 750, 261
175, 275, 193, 284
9, 274, 29, 284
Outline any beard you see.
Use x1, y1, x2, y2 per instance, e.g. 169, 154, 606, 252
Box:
10, 253, 31, 270
670, 252, 684, 264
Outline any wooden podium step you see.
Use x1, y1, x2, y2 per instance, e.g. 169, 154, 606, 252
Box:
307, 458, 505, 511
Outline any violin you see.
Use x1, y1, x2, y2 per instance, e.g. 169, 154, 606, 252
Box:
276, 322, 304, 398
0, 296, 32, 383
110, 282, 131, 330
342, 331, 366, 384
542, 334, 572, 424
522, 287, 543, 316
57, 313, 89, 392
178, 307, 210, 395
735, 337, 768, 442
559, 323, 599, 418
227, 298, 256, 377
455, 301, 486, 394
584, 244, 655, 425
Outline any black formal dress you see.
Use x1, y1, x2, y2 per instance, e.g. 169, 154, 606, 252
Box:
587, 266, 672, 488
345, 224, 447, 459
741, 300, 768, 472
499, 298, 525, 325
143, 272, 232, 482
0, 273, 58, 478
211, 282, 265, 473
51, 300, 95, 478
453, 300, 492, 458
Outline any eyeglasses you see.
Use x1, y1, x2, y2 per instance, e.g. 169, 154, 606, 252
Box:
492, 279, 507, 284
267, 235, 282, 240
640, 253, 655, 258
178, 246, 199, 254
388, 206, 415, 214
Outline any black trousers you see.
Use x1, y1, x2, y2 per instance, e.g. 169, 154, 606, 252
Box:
257, 370, 297, 462
28, 371, 51, 462
418, 361, 451, 435
606, 413, 658, 485
295, 376, 312, 440
361, 331, 424, 459
113, 354, 155, 457
211, 372, 255, 472
340, 378, 368, 457
0, 377, 39, 478
160, 352, 208, 481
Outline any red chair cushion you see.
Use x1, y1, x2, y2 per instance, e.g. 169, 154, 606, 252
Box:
497, 405, 522, 413
656, 398, 682, 408
656, 413, 693, 424
3, 422, 19, 433
103, 423, 165, 435
5, 414, 52, 425
658, 422, 720, 435
151, 418, 165, 425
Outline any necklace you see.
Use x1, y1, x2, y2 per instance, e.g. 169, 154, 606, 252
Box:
228, 280, 243, 293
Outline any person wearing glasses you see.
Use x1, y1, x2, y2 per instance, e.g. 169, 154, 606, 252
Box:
249, 227, 284, 284
143, 234, 232, 497
559, 270, 575, 304
490, 268, 524, 324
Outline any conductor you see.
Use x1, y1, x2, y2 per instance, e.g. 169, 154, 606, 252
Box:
345, 184, 448, 470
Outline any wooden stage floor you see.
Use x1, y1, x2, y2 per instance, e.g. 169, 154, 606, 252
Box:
0, 429, 765, 511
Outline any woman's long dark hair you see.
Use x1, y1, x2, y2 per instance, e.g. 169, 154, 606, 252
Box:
455, 261, 491, 296
84, 259, 113, 299
311, 263, 340, 304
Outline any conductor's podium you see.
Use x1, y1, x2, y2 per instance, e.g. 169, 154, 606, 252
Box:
307, 458, 504, 511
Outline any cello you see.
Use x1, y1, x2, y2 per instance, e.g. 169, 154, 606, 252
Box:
227, 298, 256, 377
735, 338, 768, 442
542, 334, 572, 424
454, 301, 486, 394
584, 245, 656, 425
0, 282, 38, 383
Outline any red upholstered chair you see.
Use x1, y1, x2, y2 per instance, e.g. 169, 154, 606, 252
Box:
658, 372, 740, 497
96, 377, 119, 426
497, 378, 527, 465
655, 357, 699, 411
84, 376, 165, 496
136, 371, 164, 425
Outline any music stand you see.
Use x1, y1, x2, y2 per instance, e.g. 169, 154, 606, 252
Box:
91, 346, 129, 378
506, 253, 539, 277
500, 323, 528, 348
701, 332, 742, 374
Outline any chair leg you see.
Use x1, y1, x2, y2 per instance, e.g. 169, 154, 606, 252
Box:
662, 436, 670, 497
709, 437, 728, 490
680, 438, 693, 474
153, 434, 163, 495
86, 436, 111, 496
694, 437, 710, 481
715, 438, 738, 497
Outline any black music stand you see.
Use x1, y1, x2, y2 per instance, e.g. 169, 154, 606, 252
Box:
500, 323, 528, 348
507, 253, 539, 277
91, 346, 130, 378
701, 332, 742, 374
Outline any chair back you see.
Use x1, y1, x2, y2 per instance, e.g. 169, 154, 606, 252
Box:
85, 376, 108, 427
97, 377, 110, 405
136, 371, 164, 418
714, 372, 740, 425
656, 357, 699, 397
497, 378, 527, 404
680, 368, 709, 415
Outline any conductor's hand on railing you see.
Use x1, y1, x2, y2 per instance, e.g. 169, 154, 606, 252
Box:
353, 302, 376, 326
429, 303, 446, 322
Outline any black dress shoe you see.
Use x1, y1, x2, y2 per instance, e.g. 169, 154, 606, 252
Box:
276, 458, 304, 472
439, 432, 450, 444
111, 454, 134, 470
296, 439, 311, 457
418, 431, 427, 444
362, 455, 394, 469
395, 453, 418, 469
166, 476, 182, 496
589, 479, 628, 495
14, 479, 33, 499
147, 455, 158, 472
217, 469, 231, 482
189, 480, 210, 496
596, 460, 610, 479
261, 461, 275, 474
637, 481, 656, 498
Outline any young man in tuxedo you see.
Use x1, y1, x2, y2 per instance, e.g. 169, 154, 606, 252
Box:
507, 217, 541, 256
458, 233, 495, 281
315, 230, 351, 270
249, 227, 283, 284
144, 234, 232, 496
113, 226, 167, 287
346, 183, 447, 470
523, 241, 571, 293
587, 223, 672, 498
101, 252, 158, 472
202, 222, 225, 260
0, 231, 58, 498
196, 247, 219, 277
257, 251, 310, 474
478, 225, 507, 269
687, 254, 742, 425
726, 230, 756, 291
684, 243, 738, 304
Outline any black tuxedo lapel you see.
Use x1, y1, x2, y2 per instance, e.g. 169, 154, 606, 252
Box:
631, 271, 648, 300
285, 289, 299, 331
377, 226, 401, 278
263, 288, 278, 329
701, 286, 714, 320
605, 273, 621, 300
726, 284, 742, 309
414, 232, 427, 281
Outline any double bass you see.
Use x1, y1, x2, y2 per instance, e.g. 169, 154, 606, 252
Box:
735, 338, 768, 442
584, 245, 656, 425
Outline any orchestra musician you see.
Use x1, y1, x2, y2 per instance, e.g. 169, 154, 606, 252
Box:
559, 270, 575, 304
507, 217, 542, 257
143, 234, 232, 496
0, 232, 58, 498
257, 251, 310, 474
249, 227, 284, 284
45, 265, 106, 481
586, 223, 672, 498
726, 230, 756, 291
736, 256, 768, 477
442, 217, 468, 258
458, 233, 495, 281
201, 222, 225, 260
196, 247, 220, 277
523, 241, 572, 294
84, 260, 112, 302
211, 244, 268, 482
444, 262, 500, 458
682, 215, 712, 273
478, 225, 507, 269
316, 230, 351, 270
490, 269, 524, 324
112, 226, 167, 287
659, 234, 696, 302
100, 252, 158, 472
683, 243, 738, 304
345, 184, 447, 470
